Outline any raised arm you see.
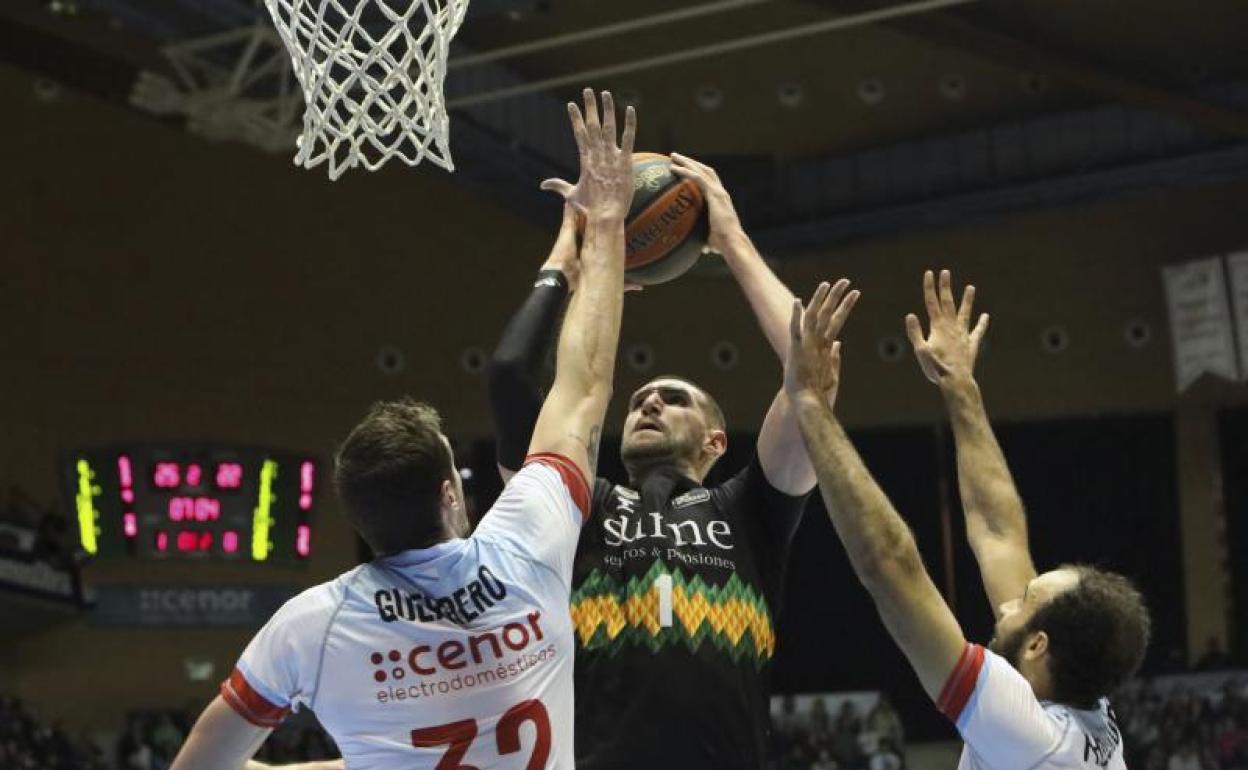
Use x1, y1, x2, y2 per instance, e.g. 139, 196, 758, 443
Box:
169, 696, 271, 770
670, 153, 845, 495
783, 285, 966, 701
487, 206, 578, 482
527, 89, 635, 484
904, 269, 1036, 616
669, 153, 793, 359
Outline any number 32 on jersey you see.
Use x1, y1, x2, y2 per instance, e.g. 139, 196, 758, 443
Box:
411, 699, 551, 770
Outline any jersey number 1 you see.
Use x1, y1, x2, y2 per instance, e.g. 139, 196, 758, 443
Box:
654, 573, 673, 628
410, 699, 551, 770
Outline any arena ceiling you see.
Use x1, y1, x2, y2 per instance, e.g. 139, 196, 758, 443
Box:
4, 0, 1248, 251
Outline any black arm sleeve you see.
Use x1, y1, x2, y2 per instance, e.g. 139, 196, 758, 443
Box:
488, 269, 570, 472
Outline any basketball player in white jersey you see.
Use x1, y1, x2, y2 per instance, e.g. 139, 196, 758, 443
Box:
783, 271, 1151, 770
167, 88, 636, 770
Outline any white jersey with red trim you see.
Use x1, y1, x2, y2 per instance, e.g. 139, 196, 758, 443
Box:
220, 455, 590, 770
938, 644, 1126, 770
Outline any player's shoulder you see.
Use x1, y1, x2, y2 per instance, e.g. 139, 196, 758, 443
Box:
592, 477, 632, 511
274, 567, 360, 624
508, 455, 589, 500
708, 456, 760, 504
482, 458, 589, 523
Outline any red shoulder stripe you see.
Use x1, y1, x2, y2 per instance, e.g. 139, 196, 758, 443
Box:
524, 452, 591, 522
220, 667, 289, 728
936, 643, 985, 723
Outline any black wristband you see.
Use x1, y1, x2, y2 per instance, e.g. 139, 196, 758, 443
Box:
534, 268, 570, 293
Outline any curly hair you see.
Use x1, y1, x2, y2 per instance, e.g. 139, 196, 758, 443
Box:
1025, 565, 1151, 708
334, 398, 455, 556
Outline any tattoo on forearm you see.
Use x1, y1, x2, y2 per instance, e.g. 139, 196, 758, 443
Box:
570, 425, 602, 468
588, 425, 602, 467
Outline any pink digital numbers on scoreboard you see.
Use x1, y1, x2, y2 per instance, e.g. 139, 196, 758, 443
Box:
299, 461, 315, 511
151, 461, 247, 491
117, 455, 135, 505
175, 530, 214, 553
216, 463, 243, 489
167, 496, 221, 523
70, 445, 317, 563
153, 462, 181, 489
296, 524, 312, 558
117, 455, 137, 539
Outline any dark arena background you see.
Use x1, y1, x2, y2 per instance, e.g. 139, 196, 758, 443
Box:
2, 1, 1247, 769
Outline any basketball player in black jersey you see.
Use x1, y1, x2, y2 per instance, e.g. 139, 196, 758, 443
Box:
489, 155, 859, 770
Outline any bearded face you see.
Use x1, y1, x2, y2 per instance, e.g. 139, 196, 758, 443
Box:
988, 622, 1031, 669
988, 568, 1083, 672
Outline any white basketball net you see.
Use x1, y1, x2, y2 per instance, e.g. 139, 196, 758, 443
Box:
263, 0, 470, 179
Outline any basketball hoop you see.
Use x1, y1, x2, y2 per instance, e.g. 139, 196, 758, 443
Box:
262, 0, 470, 179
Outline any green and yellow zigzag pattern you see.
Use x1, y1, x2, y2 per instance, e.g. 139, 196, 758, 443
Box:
570, 559, 775, 667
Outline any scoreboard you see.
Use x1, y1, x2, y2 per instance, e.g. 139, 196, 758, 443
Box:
64, 444, 318, 564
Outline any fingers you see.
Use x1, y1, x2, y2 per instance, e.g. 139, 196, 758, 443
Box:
575, 88, 634, 156
830, 340, 842, 372
669, 164, 706, 189
669, 162, 708, 189
789, 299, 804, 344
671, 152, 718, 181
957, 284, 976, 328
969, 312, 990, 352
922, 269, 941, 320
816, 279, 849, 338
582, 88, 601, 146
566, 102, 588, 158
620, 105, 636, 155
601, 91, 617, 148
671, 154, 722, 192
540, 178, 575, 198
624, 282, 645, 294
938, 269, 957, 315
827, 289, 860, 339
805, 282, 831, 338
904, 313, 925, 350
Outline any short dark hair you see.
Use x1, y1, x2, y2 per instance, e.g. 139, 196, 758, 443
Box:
648, 375, 726, 431
1026, 565, 1151, 708
334, 398, 455, 556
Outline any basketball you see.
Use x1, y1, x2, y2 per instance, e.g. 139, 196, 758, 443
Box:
623, 152, 709, 286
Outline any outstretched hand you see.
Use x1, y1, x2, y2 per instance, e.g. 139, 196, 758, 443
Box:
783, 279, 860, 409
541, 88, 636, 222
904, 269, 989, 386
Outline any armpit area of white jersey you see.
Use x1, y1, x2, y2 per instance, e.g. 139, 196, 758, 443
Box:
221, 577, 353, 723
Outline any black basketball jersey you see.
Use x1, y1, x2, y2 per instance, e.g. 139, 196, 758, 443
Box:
570, 455, 809, 770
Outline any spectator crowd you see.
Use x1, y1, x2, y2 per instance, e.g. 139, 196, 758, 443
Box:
1, 671, 1244, 769
770, 693, 906, 770
1117, 674, 1248, 770
118, 708, 338, 770
0, 696, 107, 770
767, 667, 1248, 770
